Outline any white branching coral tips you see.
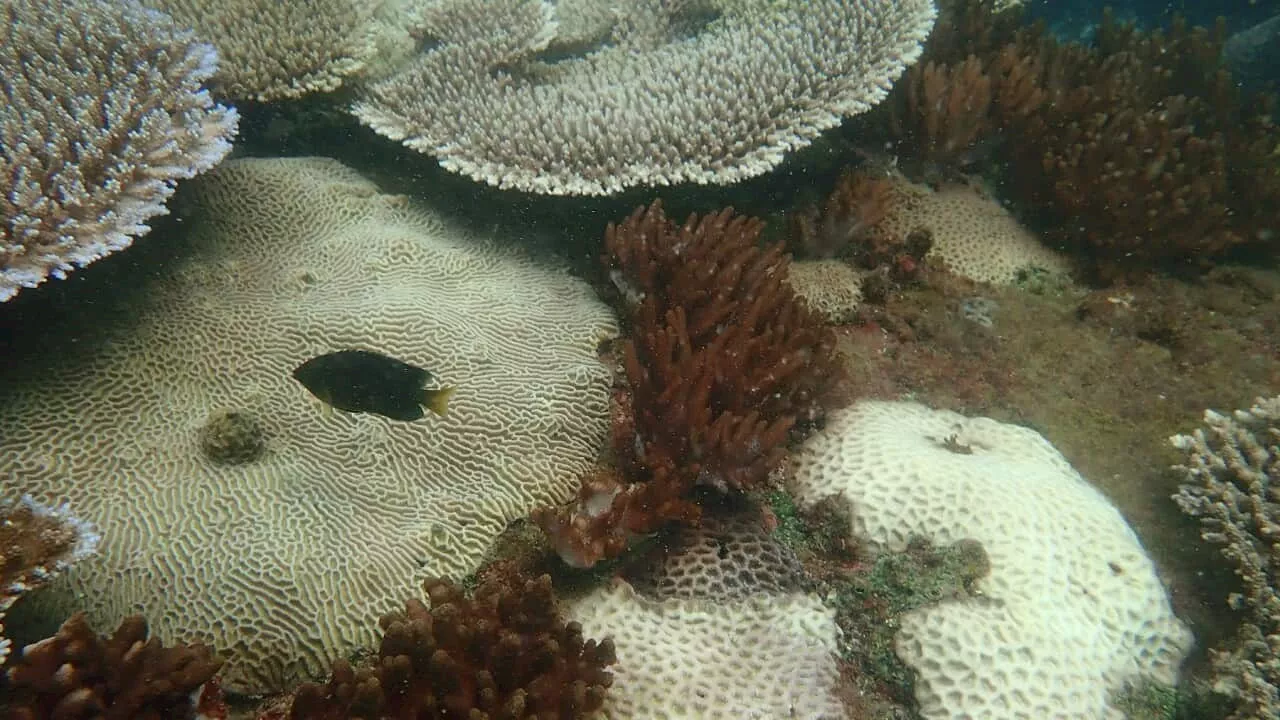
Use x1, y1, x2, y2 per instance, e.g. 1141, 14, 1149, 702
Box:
1172, 396, 1280, 720
353, 0, 938, 195
0, 0, 238, 302
139, 0, 391, 101
0, 495, 100, 666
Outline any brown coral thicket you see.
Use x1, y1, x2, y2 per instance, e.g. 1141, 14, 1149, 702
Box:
535, 201, 847, 567
287, 575, 615, 720
876, 0, 1040, 171
878, 0, 1280, 278
789, 170, 896, 260
2, 612, 224, 720
894, 56, 995, 167
1006, 10, 1280, 277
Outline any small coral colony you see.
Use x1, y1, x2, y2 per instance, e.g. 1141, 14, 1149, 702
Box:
1, 1, 1278, 719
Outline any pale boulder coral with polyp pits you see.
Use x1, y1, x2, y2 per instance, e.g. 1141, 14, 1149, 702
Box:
568, 581, 845, 720
875, 178, 1074, 285
790, 400, 1193, 719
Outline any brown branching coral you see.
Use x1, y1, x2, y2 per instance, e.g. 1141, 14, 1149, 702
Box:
790, 170, 895, 260
874, 0, 1040, 171
1000, 14, 1252, 276
287, 575, 615, 720
871, 1, 1280, 277
535, 202, 846, 567
1011, 7, 1276, 275
2, 612, 225, 720
895, 56, 995, 167
0, 496, 99, 666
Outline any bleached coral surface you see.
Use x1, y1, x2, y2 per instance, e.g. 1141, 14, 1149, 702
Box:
791, 400, 1192, 720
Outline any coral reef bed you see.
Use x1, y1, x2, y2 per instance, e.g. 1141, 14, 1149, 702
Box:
840, 264, 1280, 671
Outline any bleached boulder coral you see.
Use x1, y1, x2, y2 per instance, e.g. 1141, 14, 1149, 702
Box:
790, 400, 1193, 719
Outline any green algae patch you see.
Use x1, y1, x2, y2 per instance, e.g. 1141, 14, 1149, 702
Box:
829, 538, 990, 705
1112, 680, 1225, 720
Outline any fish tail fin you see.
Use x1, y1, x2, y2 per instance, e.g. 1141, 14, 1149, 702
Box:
424, 386, 455, 417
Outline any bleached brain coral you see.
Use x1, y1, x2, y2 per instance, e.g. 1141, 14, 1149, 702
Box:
0, 157, 618, 693
629, 513, 806, 602
790, 401, 1193, 719
563, 511, 839, 718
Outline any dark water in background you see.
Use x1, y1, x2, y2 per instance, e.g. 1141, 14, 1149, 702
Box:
1029, 0, 1277, 38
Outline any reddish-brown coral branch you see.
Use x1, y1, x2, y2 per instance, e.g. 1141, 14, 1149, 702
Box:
537, 201, 847, 567
871, 1, 1279, 277
897, 56, 995, 166
789, 170, 895, 260
2, 612, 224, 720
286, 575, 615, 720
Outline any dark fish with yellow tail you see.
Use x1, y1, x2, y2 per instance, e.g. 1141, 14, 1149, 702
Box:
292, 349, 454, 421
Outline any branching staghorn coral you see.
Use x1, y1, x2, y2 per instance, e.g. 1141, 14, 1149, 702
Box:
870, 0, 1039, 171
352, 0, 937, 195
1, 612, 225, 720
1172, 396, 1280, 720
895, 56, 995, 166
535, 202, 846, 567
286, 575, 615, 720
0, 495, 99, 667
0, 0, 238, 302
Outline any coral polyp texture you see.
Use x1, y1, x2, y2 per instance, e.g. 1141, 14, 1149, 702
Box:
536, 201, 845, 567
0, 496, 99, 666
564, 513, 843, 718
0, 157, 618, 693
567, 579, 843, 719
627, 512, 807, 603
352, 0, 938, 195
790, 401, 1193, 719
0, 0, 238, 303
288, 575, 616, 719
2, 612, 224, 720
871, 175, 1072, 285
1171, 396, 1279, 720
786, 260, 863, 324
